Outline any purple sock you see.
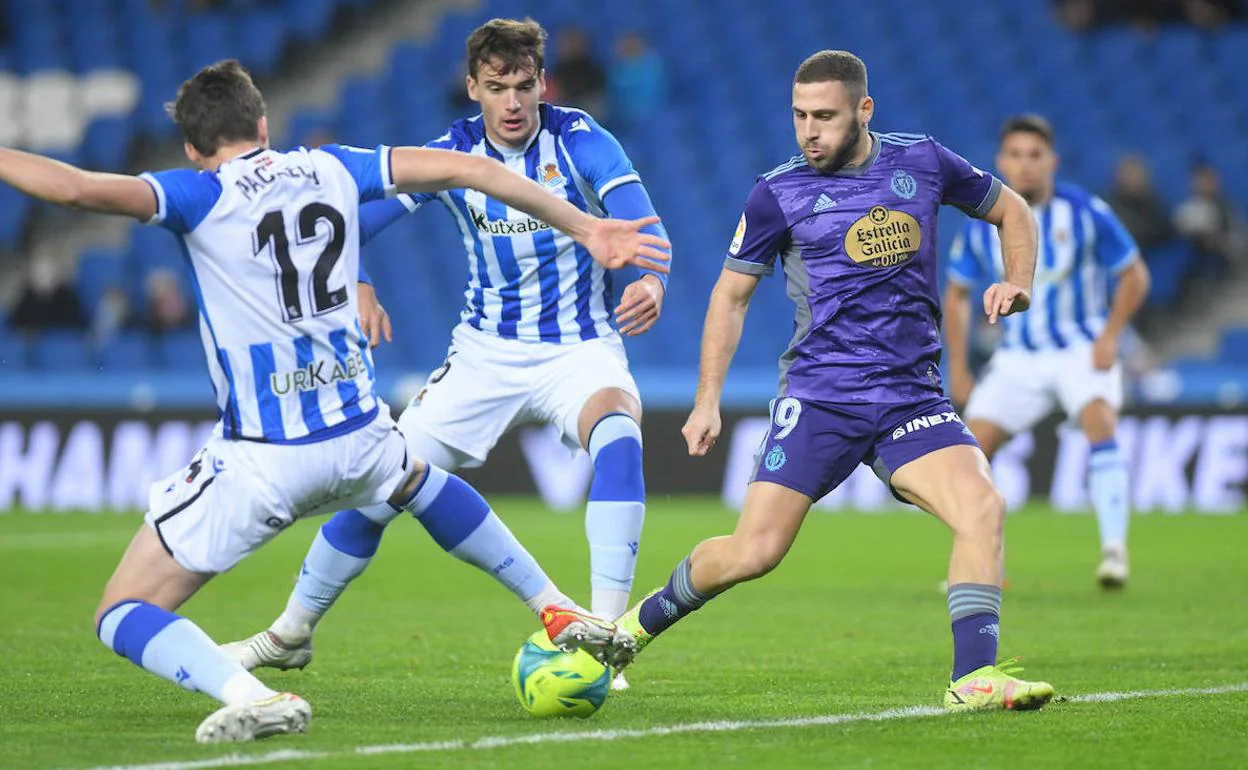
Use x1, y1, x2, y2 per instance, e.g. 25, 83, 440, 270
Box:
947, 583, 1002, 680
637, 556, 713, 636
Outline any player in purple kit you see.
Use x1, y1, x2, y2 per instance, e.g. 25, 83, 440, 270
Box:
543, 50, 1056, 710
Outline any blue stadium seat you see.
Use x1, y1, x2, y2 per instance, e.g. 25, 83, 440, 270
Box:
0, 324, 31, 371
30, 330, 91, 371
184, 11, 233, 74
81, 116, 134, 172
236, 7, 288, 75
98, 331, 155, 372
1218, 327, 1248, 364
154, 329, 206, 371
0, 185, 31, 250
76, 247, 128, 317
1143, 241, 1193, 308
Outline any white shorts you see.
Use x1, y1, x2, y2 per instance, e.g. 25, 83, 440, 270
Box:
144, 410, 410, 574
403, 323, 640, 465
964, 344, 1123, 436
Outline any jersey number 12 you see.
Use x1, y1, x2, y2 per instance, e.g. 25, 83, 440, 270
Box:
255, 203, 348, 323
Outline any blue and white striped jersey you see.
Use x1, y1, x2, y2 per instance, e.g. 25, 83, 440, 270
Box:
947, 182, 1138, 351
395, 104, 642, 343
142, 144, 395, 443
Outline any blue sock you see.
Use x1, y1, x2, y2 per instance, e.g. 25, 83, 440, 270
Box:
405, 464, 554, 606
637, 556, 714, 636
1088, 439, 1130, 550
585, 413, 646, 619
274, 505, 391, 642
948, 583, 1001, 680
98, 600, 273, 705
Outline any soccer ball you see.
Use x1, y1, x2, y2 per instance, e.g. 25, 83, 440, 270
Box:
511, 630, 610, 718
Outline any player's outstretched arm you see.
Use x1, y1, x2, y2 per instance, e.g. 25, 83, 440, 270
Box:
0, 148, 156, 221
683, 268, 761, 456
389, 147, 670, 273
980, 185, 1037, 324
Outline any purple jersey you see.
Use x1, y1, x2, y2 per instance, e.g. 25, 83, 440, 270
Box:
727, 132, 1002, 404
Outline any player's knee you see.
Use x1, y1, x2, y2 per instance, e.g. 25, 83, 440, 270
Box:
588, 413, 645, 502
727, 534, 788, 582
953, 487, 1006, 542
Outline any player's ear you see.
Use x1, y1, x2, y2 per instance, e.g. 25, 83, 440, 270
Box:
184, 142, 203, 168
256, 116, 270, 148
537, 69, 547, 98
859, 94, 874, 125
466, 74, 480, 103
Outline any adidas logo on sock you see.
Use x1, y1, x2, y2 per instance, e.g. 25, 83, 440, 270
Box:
659, 597, 680, 619
813, 193, 837, 213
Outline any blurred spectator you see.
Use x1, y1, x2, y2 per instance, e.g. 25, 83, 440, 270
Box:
144, 268, 193, 335
1177, 0, 1243, 27
608, 32, 668, 130
91, 285, 131, 347
1056, 0, 1244, 28
1173, 162, 1246, 277
9, 251, 86, 334
550, 26, 607, 117
1108, 154, 1173, 250
1056, 0, 1101, 30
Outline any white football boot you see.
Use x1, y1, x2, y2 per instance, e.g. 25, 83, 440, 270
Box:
195, 692, 311, 743
1096, 545, 1129, 589
222, 630, 312, 671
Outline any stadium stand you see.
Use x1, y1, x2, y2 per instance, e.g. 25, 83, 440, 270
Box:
2, 0, 1247, 405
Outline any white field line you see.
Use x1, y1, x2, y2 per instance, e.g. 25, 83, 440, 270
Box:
87, 681, 1248, 770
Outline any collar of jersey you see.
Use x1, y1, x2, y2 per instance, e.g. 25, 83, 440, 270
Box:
830, 133, 881, 177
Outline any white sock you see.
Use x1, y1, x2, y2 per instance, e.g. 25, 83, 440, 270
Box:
1088, 440, 1130, 550
584, 414, 646, 618
592, 588, 631, 621
98, 600, 277, 706
525, 580, 582, 615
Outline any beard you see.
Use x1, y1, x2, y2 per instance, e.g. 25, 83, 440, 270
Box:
1016, 185, 1043, 204
808, 117, 863, 173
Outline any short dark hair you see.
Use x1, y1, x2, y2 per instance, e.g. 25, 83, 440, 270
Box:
1000, 114, 1055, 147
166, 60, 266, 157
465, 18, 546, 79
794, 50, 868, 100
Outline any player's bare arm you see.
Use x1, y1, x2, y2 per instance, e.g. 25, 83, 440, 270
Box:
683, 268, 762, 456
389, 148, 671, 273
942, 281, 975, 408
615, 274, 665, 337
0, 147, 157, 221
1094, 258, 1151, 370
979, 185, 1037, 324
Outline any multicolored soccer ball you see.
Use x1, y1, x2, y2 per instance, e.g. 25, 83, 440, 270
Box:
511, 630, 610, 718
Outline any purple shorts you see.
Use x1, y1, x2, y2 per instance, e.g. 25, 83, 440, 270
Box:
749, 395, 979, 502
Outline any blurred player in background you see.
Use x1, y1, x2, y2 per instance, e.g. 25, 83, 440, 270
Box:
546, 50, 1056, 711
228, 18, 667, 690
944, 115, 1150, 588
0, 60, 665, 742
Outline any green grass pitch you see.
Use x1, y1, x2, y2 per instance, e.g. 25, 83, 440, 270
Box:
1, 498, 1246, 769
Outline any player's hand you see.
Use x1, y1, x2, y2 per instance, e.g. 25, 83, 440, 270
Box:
949, 366, 976, 410
982, 282, 1030, 325
357, 282, 392, 349
614, 275, 665, 336
1092, 333, 1117, 371
584, 216, 671, 273
682, 404, 722, 457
